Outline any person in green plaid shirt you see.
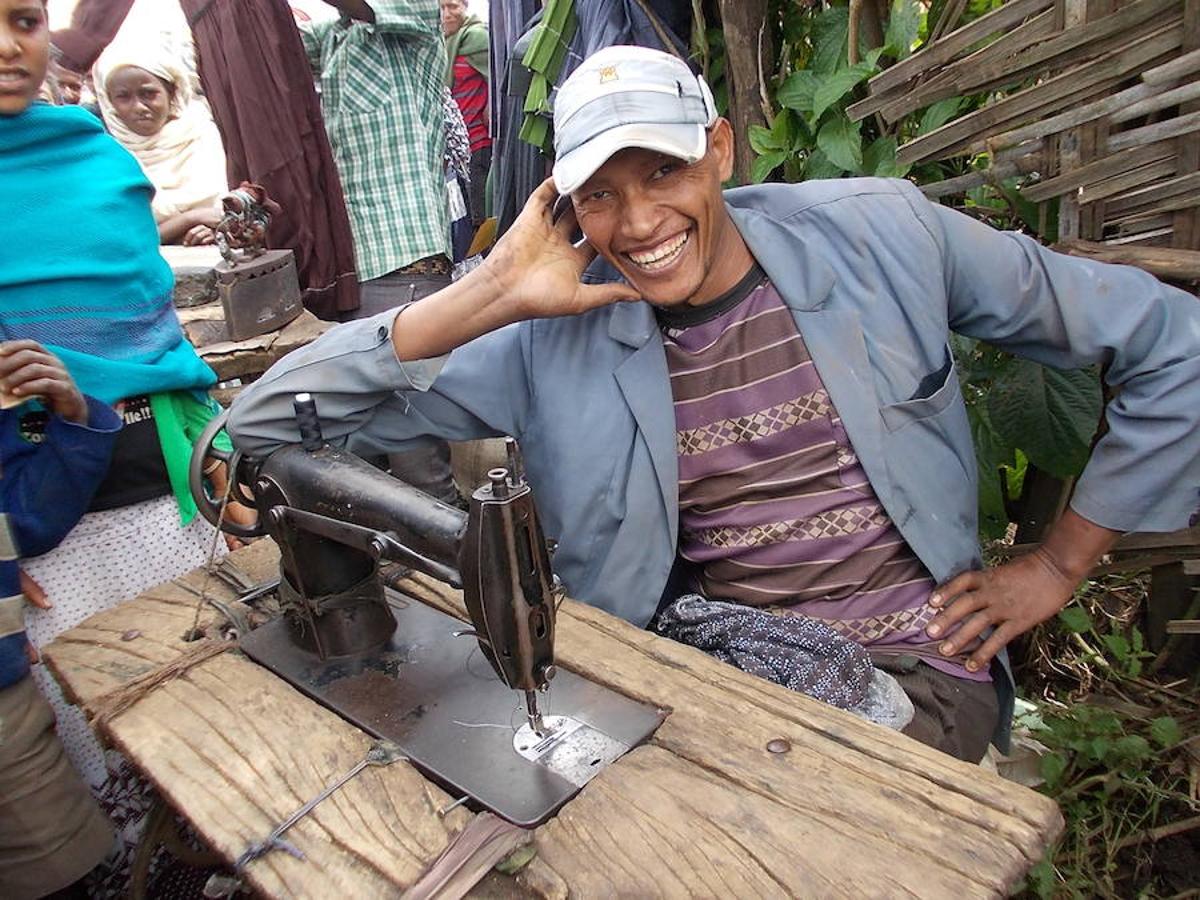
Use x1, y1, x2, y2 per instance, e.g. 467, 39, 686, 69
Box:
300, 0, 460, 503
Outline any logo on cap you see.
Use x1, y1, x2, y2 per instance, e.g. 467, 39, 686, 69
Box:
598, 65, 619, 83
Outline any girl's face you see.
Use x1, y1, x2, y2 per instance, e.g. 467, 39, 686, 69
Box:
0, 1, 49, 116
106, 66, 174, 136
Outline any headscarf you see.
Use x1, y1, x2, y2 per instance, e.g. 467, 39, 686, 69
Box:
444, 14, 490, 86
93, 42, 227, 224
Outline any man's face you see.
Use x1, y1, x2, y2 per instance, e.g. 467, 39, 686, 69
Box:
0, 0, 48, 116
106, 66, 173, 136
571, 120, 741, 308
440, 0, 467, 35
54, 63, 83, 105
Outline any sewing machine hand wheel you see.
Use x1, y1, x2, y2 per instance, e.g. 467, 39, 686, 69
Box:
189, 409, 266, 539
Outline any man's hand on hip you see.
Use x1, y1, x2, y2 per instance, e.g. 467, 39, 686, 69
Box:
925, 507, 1120, 673
926, 550, 1078, 673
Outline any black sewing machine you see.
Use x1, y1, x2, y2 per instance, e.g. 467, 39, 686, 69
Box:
190, 395, 663, 827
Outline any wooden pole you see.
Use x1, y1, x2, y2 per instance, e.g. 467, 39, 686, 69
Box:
716, 0, 770, 184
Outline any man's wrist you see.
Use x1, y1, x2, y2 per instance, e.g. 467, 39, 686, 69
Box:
1036, 507, 1122, 585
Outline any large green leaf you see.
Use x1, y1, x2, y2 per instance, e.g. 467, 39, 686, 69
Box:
804, 147, 845, 180
862, 135, 910, 177
963, 400, 1014, 538
987, 360, 1102, 478
885, 0, 923, 58
811, 62, 877, 121
777, 70, 819, 115
816, 116, 863, 173
917, 97, 965, 135
770, 109, 797, 149
751, 150, 788, 184
812, 6, 850, 74
749, 123, 779, 154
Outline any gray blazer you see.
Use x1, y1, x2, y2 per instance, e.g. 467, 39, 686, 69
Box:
230, 176, 1200, 643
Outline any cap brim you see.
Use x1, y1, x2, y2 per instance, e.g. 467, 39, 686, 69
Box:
552, 123, 707, 195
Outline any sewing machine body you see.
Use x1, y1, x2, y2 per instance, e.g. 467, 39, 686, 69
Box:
197, 416, 663, 827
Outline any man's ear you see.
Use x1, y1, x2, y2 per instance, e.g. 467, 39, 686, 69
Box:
709, 118, 736, 183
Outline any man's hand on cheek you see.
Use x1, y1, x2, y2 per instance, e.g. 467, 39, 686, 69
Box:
925, 550, 1079, 673
484, 179, 640, 320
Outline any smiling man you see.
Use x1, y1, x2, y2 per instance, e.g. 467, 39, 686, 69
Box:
229, 45, 1200, 761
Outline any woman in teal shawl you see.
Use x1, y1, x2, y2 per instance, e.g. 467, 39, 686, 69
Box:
0, 11, 240, 892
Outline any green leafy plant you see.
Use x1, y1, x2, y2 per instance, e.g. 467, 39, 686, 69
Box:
952, 336, 1102, 539
749, 0, 922, 184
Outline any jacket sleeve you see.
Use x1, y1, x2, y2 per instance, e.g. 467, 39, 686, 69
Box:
4, 397, 122, 558
908, 186, 1200, 533
227, 307, 533, 459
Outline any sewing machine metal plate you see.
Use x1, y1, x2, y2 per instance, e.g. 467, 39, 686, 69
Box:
239, 587, 666, 828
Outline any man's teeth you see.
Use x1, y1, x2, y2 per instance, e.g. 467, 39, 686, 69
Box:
0, 73, 26, 84
628, 232, 688, 269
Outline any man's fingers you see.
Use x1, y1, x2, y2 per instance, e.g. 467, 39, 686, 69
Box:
526, 178, 560, 221
935, 608, 993, 656
929, 569, 984, 608
926, 587, 987, 638
965, 625, 1013, 674
575, 282, 641, 313
553, 199, 581, 240
20, 569, 51, 609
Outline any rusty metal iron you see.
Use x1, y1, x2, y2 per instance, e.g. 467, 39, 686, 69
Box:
212, 183, 303, 341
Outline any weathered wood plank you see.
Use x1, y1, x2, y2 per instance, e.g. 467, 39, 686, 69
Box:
41, 544, 474, 900
1021, 139, 1176, 202
1172, 0, 1200, 250
897, 22, 1182, 164
1107, 109, 1200, 153
111, 654, 471, 898
875, 11, 1058, 123
533, 746, 1006, 898
1074, 159, 1183, 205
45, 542, 1062, 897
859, 0, 1056, 100
399, 575, 1064, 897
1112, 80, 1200, 125
1103, 172, 1200, 216
1054, 239, 1200, 278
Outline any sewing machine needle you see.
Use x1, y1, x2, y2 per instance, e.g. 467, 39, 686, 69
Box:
524, 690, 549, 736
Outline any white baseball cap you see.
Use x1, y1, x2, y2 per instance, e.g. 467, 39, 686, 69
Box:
551, 45, 718, 195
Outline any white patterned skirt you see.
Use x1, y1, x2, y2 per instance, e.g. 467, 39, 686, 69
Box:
22, 494, 224, 895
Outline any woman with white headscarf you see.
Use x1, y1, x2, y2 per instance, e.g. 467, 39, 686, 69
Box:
94, 44, 228, 245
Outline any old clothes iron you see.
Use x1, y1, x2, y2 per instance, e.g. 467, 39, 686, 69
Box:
214, 183, 303, 341
190, 398, 663, 827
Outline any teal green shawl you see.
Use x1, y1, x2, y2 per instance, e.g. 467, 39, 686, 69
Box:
0, 104, 216, 405
1, 104, 219, 522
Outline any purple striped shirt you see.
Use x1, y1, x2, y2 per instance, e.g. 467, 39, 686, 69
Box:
661, 276, 983, 681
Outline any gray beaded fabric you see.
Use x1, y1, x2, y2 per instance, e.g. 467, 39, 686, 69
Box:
654, 594, 874, 709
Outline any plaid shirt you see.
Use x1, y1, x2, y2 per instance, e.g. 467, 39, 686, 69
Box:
301, 2, 450, 281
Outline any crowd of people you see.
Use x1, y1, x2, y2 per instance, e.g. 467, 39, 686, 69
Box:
1, 0, 494, 896
3, 0, 1199, 898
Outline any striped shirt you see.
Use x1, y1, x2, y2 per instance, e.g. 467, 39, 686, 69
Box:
660, 272, 981, 680
451, 58, 490, 152
301, 2, 450, 281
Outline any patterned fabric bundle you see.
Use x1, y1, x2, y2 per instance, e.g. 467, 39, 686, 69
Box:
655, 595, 914, 729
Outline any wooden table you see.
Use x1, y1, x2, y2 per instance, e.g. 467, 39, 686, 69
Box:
43, 542, 1062, 898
